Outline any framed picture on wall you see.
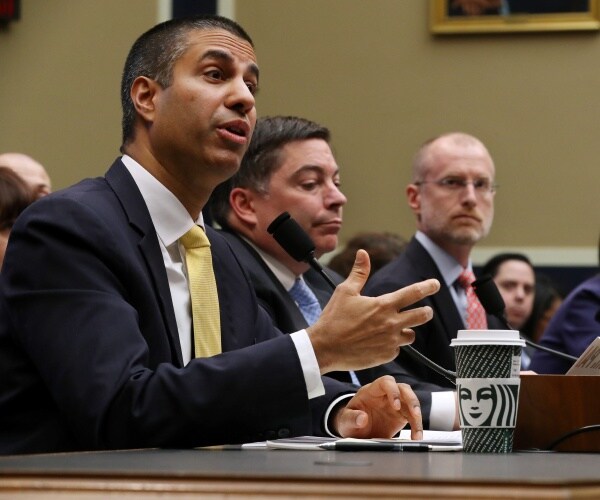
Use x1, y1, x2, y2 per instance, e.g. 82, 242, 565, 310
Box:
430, 0, 600, 34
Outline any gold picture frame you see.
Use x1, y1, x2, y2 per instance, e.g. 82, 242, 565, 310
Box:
430, 0, 600, 34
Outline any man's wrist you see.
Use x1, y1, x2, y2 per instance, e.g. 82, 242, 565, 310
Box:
323, 393, 354, 437
290, 330, 325, 398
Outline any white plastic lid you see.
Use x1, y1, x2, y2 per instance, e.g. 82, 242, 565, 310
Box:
450, 329, 525, 347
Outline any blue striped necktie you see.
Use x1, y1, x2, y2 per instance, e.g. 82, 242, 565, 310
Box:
289, 278, 322, 326
289, 278, 361, 386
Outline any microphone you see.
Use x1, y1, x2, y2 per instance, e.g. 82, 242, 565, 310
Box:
267, 212, 337, 289
472, 274, 577, 362
268, 211, 457, 385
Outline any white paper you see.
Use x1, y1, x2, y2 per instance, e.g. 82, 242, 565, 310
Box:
254, 431, 463, 451
397, 429, 463, 444
567, 337, 600, 375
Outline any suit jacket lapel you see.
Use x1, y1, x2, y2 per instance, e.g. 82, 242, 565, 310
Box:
219, 229, 308, 331
206, 226, 244, 350
407, 238, 465, 342
105, 159, 183, 365
304, 268, 339, 310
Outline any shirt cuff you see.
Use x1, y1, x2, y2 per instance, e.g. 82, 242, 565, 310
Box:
323, 393, 355, 437
429, 391, 457, 431
290, 330, 325, 399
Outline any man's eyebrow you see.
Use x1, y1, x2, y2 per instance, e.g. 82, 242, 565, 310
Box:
199, 49, 259, 80
294, 165, 341, 174
290, 165, 337, 179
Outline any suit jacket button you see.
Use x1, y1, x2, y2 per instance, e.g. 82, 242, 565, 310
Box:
278, 428, 290, 438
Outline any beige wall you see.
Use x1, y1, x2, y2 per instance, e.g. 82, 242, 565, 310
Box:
0, 0, 157, 187
236, 0, 599, 264
1, 1, 598, 264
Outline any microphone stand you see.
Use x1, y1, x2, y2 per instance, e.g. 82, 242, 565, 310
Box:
268, 211, 457, 386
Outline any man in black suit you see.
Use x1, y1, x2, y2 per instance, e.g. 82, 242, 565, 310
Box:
210, 116, 358, 385
0, 16, 441, 455
364, 132, 502, 430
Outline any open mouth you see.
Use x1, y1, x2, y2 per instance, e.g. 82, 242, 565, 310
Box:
220, 119, 249, 137
224, 125, 247, 137
217, 121, 250, 145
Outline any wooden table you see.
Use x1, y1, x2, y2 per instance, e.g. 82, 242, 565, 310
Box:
1, 448, 600, 499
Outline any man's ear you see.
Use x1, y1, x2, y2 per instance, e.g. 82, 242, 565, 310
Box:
406, 183, 421, 215
229, 187, 258, 226
130, 76, 160, 123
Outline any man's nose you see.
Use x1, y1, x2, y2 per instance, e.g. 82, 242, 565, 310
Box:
460, 183, 478, 205
325, 184, 347, 208
226, 78, 256, 114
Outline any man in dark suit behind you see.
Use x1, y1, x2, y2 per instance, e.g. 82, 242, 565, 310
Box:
210, 116, 357, 386
0, 16, 441, 455
209, 116, 457, 430
364, 132, 503, 430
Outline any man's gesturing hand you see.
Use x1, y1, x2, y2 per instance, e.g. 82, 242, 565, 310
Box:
308, 249, 440, 374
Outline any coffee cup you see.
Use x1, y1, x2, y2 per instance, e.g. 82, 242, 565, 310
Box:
451, 330, 525, 453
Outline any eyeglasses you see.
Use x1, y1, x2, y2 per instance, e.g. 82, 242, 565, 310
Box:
414, 177, 498, 195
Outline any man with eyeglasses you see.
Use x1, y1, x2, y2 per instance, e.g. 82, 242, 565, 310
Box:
364, 132, 504, 431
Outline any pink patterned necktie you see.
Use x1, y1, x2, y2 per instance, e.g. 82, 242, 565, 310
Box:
457, 269, 488, 330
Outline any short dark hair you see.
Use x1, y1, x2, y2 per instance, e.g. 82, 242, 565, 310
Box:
480, 252, 533, 279
209, 115, 331, 227
0, 167, 33, 231
521, 272, 563, 341
120, 15, 253, 151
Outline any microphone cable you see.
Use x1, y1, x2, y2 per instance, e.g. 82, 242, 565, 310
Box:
544, 424, 600, 451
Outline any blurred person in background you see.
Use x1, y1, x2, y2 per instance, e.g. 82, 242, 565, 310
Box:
480, 252, 536, 368
328, 231, 407, 280
0, 152, 51, 199
521, 273, 563, 344
480, 253, 535, 331
0, 167, 34, 269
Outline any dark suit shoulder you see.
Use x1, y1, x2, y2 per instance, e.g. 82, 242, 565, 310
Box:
365, 237, 441, 296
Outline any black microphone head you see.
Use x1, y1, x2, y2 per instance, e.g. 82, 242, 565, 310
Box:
267, 212, 316, 263
472, 274, 506, 317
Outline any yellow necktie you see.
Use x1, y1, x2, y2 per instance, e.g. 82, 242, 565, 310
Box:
180, 226, 221, 358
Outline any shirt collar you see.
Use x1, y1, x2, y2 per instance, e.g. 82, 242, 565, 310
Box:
239, 235, 298, 291
415, 231, 472, 288
121, 155, 203, 245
